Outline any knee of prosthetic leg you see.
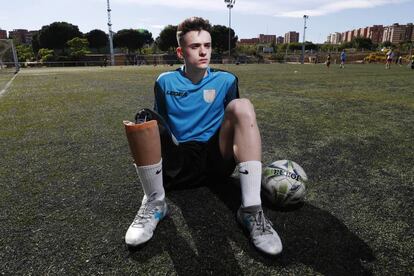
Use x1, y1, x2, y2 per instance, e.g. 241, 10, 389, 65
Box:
123, 120, 160, 165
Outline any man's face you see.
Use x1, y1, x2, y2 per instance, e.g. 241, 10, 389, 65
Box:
177, 30, 212, 71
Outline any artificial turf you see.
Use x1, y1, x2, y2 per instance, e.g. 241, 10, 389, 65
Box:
0, 64, 413, 275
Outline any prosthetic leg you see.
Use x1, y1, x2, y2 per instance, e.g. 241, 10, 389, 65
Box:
123, 117, 167, 247
123, 119, 161, 166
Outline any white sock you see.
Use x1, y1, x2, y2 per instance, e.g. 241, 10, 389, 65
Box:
238, 160, 262, 207
134, 159, 165, 201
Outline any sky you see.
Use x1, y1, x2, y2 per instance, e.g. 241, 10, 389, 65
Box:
1, 0, 414, 43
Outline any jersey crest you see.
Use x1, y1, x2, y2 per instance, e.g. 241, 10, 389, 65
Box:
203, 89, 216, 103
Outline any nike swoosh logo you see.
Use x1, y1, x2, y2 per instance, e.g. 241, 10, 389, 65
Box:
156, 169, 162, 175
239, 169, 249, 175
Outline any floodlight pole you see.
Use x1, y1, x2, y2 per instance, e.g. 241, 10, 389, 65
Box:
301, 15, 309, 64
224, 0, 235, 58
107, 0, 115, 66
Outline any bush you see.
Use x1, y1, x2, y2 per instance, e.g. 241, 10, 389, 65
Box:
38, 48, 55, 62
364, 52, 386, 63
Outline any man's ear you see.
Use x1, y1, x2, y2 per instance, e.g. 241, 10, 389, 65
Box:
176, 47, 184, 59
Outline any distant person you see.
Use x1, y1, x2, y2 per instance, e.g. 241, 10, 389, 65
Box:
340, 49, 346, 68
397, 56, 403, 66
123, 16, 283, 256
326, 53, 331, 68
385, 49, 394, 69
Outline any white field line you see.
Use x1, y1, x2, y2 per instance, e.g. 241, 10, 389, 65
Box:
0, 72, 18, 98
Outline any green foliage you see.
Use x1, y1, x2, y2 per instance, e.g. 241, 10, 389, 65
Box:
156, 25, 178, 52
113, 29, 153, 53
269, 53, 285, 62
381, 41, 393, 48
38, 22, 82, 51
85, 29, 108, 50
235, 44, 256, 55
352, 37, 374, 50
277, 43, 288, 51
320, 43, 338, 52
16, 44, 34, 62
31, 33, 41, 57
396, 41, 413, 52
211, 25, 237, 54
304, 41, 318, 51
37, 48, 55, 62
141, 47, 155, 55
67, 37, 90, 58
288, 42, 302, 51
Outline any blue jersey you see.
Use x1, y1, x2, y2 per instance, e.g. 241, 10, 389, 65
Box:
154, 66, 239, 143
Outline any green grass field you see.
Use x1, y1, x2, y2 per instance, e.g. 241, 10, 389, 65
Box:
1, 64, 413, 275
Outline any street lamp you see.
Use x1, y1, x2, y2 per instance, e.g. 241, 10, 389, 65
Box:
107, 0, 115, 66
301, 15, 309, 64
224, 0, 236, 58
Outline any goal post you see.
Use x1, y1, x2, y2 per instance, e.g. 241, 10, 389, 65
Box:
0, 39, 20, 74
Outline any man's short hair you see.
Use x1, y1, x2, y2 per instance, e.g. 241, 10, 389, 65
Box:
176, 17, 212, 46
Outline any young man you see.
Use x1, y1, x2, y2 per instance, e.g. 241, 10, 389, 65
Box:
326, 53, 331, 69
386, 49, 393, 69
340, 49, 346, 69
123, 17, 282, 256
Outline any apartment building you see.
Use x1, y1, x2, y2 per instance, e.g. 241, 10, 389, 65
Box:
8, 29, 38, 45
276, 36, 284, 44
284, 31, 299, 43
0, 29, 7, 39
328, 22, 413, 45
383, 23, 406, 43
326, 32, 342, 44
367, 25, 384, 44
239, 38, 260, 45
259, 34, 276, 43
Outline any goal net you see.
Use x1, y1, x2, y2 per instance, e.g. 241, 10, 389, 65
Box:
0, 39, 19, 92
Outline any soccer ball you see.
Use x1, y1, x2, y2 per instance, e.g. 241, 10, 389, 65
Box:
262, 160, 308, 206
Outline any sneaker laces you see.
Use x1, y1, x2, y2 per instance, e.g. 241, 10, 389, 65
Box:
131, 196, 159, 228
252, 210, 274, 236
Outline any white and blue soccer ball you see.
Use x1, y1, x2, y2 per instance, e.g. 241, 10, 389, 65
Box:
262, 160, 308, 206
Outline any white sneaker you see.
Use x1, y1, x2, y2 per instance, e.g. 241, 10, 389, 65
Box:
237, 205, 283, 256
125, 194, 168, 247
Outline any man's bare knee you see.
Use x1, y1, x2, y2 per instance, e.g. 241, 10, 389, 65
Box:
226, 98, 256, 123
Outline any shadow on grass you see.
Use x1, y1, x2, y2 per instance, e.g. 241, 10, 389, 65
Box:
127, 177, 374, 275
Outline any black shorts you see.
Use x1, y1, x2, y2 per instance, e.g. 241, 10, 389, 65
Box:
160, 130, 236, 190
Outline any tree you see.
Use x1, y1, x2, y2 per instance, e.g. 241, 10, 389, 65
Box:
288, 42, 302, 51
235, 44, 256, 55
210, 25, 237, 54
16, 44, 34, 62
85, 29, 108, 50
156, 25, 178, 52
67, 37, 90, 59
113, 29, 153, 53
381, 41, 393, 48
31, 33, 41, 58
38, 22, 82, 51
38, 48, 55, 62
352, 37, 373, 50
304, 41, 318, 51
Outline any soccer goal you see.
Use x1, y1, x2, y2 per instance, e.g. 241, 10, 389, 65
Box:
0, 39, 20, 74
0, 39, 19, 96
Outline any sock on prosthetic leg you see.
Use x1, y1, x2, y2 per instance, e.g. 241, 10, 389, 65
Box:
124, 120, 165, 201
